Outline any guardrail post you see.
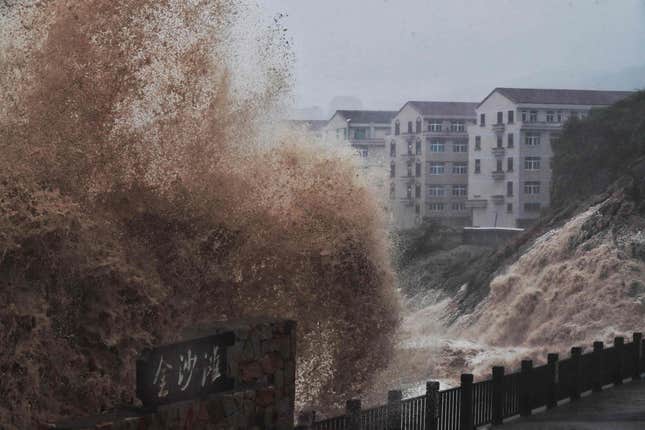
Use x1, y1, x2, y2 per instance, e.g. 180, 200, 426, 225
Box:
546, 353, 559, 409
570, 347, 582, 401
387, 390, 402, 430
592, 341, 604, 392
633, 332, 642, 380
492, 366, 504, 425
614, 336, 624, 385
425, 381, 440, 430
520, 360, 533, 417
459, 374, 474, 430
346, 399, 361, 430
295, 409, 315, 429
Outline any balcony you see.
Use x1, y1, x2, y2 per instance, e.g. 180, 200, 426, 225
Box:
348, 137, 386, 146
491, 146, 505, 157
466, 199, 487, 209
491, 194, 505, 205
424, 130, 468, 138
520, 121, 563, 131
492, 123, 505, 134
491, 170, 505, 180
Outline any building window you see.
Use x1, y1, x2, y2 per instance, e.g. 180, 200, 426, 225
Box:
530, 111, 538, 122
428, 185, 445, 197
480, 113, 486, 126
415, 183, 421, 198
407, 184, 412, 199
416, 117, 422, 134
429, 121, 442, 132
395, 120, 400, 136
407, 160, 413, 177
407, 121, 413, 134
430, 141, 445, 152
407, 141, 414, 155
390, 141, 396, 157
353, 128, 367, 140
452, 185, 467, 196
390, 162, 396, 177
389, 182, 395, 199
524, 181, 541, 194
416, 140, 422, 155
428, 202, 445, 211
507, 157, 514, 172
507, 133, 514, 148
452, 202, 466, 211
557, 111, 563, 122
497, 112, 503, 124
343, 128, 348, 140
546, 111, 555, 123
415, 203, 421, 214
430, 162, 445, 175
550, 134, 561, 147
453, 142, 468, 152
452, 162, 467, 174
496, 136, 503, 148
521, 110, 528, 122
450, 121, 465, 132
508, 110, 514, 124
524, 157, 541, 170
415, 161, 422, 177
507, 181, 513, 197
496, 159, 503, 172
475, 136, 481, 150
474, 159, 481, 173
358, 149, 368, 158
525, 133, 540, 146
524, 202, 541, 212
507, 203, 513, 213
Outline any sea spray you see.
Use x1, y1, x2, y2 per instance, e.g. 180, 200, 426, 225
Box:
0, 1, 399, 427
370, 196, 645, 400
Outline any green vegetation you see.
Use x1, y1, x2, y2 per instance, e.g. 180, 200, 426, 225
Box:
551, 90, 645, 210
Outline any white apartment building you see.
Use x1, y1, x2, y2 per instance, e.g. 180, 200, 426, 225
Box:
388, 101, 478, 229
323, 110, 397, 201
467, 88, 633, 228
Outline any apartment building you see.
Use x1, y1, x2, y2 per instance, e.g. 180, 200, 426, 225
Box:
467, 88, 633, 228
323, 110, 397, 199
388, 101, 478, 229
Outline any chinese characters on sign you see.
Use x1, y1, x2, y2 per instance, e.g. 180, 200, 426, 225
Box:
137, 332, 235, 407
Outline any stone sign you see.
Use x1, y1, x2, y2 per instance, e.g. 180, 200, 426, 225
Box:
136, 331, 235, 407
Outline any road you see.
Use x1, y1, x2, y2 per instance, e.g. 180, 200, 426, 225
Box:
501, 379, 645, 430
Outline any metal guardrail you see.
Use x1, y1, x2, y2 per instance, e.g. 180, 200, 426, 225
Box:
304, 333, 644, 430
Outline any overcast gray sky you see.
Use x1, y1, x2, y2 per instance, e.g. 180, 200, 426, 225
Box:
256, 0, 645, 118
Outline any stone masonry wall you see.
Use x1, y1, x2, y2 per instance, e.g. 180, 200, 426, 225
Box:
49, 318, 296, 430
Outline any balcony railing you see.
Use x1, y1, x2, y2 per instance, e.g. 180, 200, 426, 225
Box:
465, 199, 487, 209
348, 138, 386, 145
492, 170, 505, 180
491, 194, 505, 204
492, 146, 505, 157
492, 123, 505, 133
520, 121, 563, 131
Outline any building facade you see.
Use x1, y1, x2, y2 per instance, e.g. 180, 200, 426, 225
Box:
467, 88, 633, 228
388, 101, 478, 229
323, 110, 396, 201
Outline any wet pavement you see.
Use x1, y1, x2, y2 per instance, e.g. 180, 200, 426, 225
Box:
500, 379, 645, 429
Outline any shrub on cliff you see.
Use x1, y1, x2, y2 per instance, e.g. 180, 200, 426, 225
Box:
551, 90, 645, 210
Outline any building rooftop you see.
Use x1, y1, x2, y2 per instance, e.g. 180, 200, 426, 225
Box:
406, 101, 478, 117
335, 110, 397, 124
489, 88, 634, 107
